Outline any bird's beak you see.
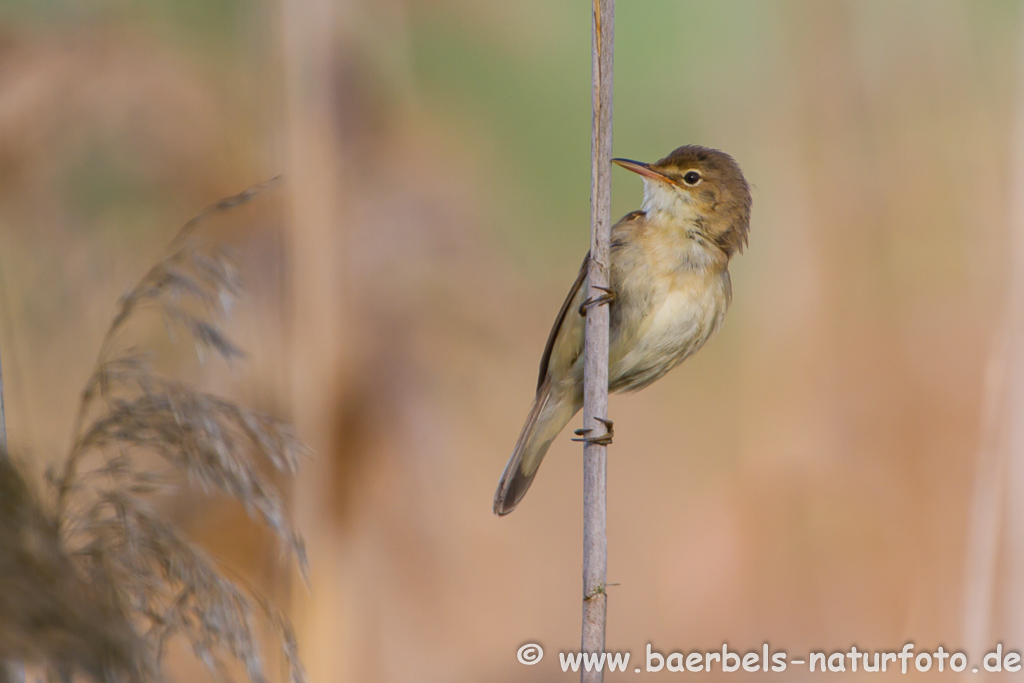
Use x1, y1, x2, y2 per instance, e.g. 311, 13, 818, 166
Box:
611, 158, 673, 183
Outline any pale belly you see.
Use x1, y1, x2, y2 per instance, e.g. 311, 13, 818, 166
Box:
609, 273, 729, 393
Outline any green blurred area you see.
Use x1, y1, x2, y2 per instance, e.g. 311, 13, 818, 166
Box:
5, 0, 1019, 259
0, 0, 248, 42
404, 1, 783, 253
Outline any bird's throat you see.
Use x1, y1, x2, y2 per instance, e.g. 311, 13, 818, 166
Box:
641, 179, 692, 223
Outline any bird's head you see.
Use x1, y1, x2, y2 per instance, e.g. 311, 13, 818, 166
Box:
613, 145, 751, 257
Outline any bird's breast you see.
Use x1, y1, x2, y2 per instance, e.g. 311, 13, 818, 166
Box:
609, 261, 730, 393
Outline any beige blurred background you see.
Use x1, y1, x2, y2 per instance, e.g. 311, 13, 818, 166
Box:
3, 0, 1024, 680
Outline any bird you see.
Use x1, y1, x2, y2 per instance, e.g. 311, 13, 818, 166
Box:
493, 145, 751, 515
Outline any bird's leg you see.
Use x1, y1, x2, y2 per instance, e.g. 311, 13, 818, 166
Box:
572, 417, 614, 445
578, 286, 616, 316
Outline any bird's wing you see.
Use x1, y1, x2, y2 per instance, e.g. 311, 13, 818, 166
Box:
536, 253, 589, 392
534, 211, 644, 392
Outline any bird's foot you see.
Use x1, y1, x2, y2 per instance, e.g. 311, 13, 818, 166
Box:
578, 286, 616, 316
572, 417, 614, 445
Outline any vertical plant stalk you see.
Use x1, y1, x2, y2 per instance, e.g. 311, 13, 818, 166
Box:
962, 324, 1008, 658
0, 327, 20, 683
963, 9, 1024, 654
281, 1, 358, 681
581, 0, 613, 680
0, 332, 5, 453
1000, 8, 1024, 649
0, 329, 25, 683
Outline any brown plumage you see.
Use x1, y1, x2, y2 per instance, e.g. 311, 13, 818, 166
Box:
494, 145, 751, 515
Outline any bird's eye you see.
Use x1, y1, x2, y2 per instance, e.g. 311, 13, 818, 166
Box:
682, 170, 702, 186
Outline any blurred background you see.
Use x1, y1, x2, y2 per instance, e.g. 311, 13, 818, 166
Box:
2, 0, 1024, 680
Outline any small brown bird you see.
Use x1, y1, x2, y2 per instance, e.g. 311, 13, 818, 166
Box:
494, 145, 751, 515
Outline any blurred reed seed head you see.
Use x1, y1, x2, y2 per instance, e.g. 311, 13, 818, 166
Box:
0, 178, 307, 683
0, 455, 148, 682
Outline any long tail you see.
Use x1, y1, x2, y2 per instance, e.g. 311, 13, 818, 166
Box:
493, 378, 579, 515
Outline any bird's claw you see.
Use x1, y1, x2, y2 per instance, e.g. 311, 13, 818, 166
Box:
572, 417, 614, 445
578, 286, 616, 316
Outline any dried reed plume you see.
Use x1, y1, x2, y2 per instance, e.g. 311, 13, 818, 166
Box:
0, 177, 307, 683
